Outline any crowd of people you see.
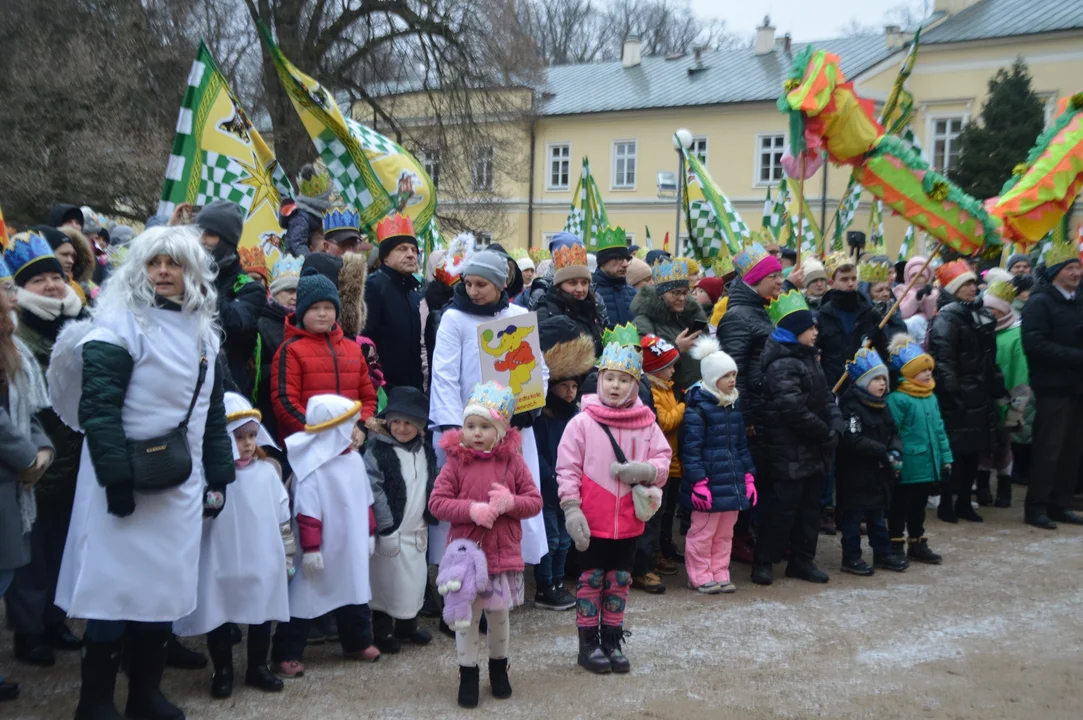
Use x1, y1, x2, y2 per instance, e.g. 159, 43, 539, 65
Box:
1, 188, 1082, 717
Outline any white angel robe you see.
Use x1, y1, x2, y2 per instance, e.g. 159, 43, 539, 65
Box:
174, 459, 291, 636
427, 303, 548, 564
52, 308, 219, 622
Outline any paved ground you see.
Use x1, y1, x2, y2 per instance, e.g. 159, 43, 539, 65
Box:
4, 504, 1082, 720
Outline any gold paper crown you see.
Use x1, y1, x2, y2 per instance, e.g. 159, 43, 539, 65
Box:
858, 260, 892, 284
985, 279, 1018, 304
711, 254, 735, 276
553, 243, 588, 270
226, 408, 262, 424
823, 251, 854, 279
1045, 242, 1079, 267
651, 257, 689, 287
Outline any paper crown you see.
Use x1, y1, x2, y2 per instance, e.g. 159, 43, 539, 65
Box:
936, 259, 972, 289
304, 397, 363, 433
711, 253, 735, 276
823, 251, 854, 279
527, 246, 551, 265
888, 336, 934, 376
375, 213, 415, 243
592, 225, 628, 252
270, 254, 303, 285
323, 206, 361, 235
846, 347, 887, 384
465, 381, 516, 425
0, 255, 11, 283
298, 166, 332, 198
641, 334, 679, 374
2, 230, 56, 279
435, 232, 475, 287
734, 243, 769, 276
239, 245, 268, 277
598, 341, 642, 381
224, 391, 262, 426
1045, 242, 1079, 267
985, 278, 1018, 305
766, 289, 810, 327
652, 257, 689, 286
858, 259, 893, 284
553, 243, 588, 271
602, 323, 641, 349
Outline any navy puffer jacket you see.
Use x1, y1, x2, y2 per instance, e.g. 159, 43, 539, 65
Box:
592, 267, 637, 329
678, 385, 756, 513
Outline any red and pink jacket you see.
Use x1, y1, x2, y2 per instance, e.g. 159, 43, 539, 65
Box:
556, 395, 672, 540
428, 429, 543, 574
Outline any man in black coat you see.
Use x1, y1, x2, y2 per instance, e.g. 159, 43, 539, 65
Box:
365, 217, 423, 392
1020, 253, 1083, 529
592, 243, 636, 329
196, 200, 266, 398
817, 260, 887, 390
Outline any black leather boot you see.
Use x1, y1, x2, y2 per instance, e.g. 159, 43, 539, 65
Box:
995, 475, 1012, 508
488, 658, 512, 699
125, 626, 185, 720
206, 628, 234, 699
576, 627, 611, 674
907, 537, 942, 564
74, 639, 124, 720
393, 616, 433, 646
457, 665, 480, 708
600, 626, 631, 674
372, 611, 400, 654
165, 635, 206, 670
936, 491, 958, 523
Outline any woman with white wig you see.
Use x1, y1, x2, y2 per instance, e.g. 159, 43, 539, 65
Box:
48, 225, 235, 720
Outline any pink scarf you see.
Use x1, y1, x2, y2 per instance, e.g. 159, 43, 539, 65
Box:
583, 397, 656, 430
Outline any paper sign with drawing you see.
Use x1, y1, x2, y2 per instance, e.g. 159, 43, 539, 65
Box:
476, 312, 545, 413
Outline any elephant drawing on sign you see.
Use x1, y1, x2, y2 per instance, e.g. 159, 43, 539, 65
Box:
480, 324, 536, 394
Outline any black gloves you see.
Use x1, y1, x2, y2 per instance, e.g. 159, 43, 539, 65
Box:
203, 485, 227, 519
105, 483, 135, 518
510, 409, 539, 430
916, 284, 933, 300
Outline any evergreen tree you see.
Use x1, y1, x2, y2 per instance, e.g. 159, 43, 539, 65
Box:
949, 58, 1046, 201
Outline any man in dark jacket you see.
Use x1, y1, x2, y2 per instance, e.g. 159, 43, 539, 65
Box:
593, 243, 636, 329
364, 215, 423, 392
816, 260, 886, 390
1021, 252, 1083, 528
196, 200, 266, 398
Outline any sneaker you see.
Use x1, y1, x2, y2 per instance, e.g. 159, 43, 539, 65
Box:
687, 581, 721, 594
343, 645, 381, 662
534, 583, 575, 611
840, 558, 874, 576
552, 583, 576, 609
873, 554, 908, 572
274, 660, 304, 678
654, 554, 679, 576
632, 572, 666, 594
716, 581, 737, 593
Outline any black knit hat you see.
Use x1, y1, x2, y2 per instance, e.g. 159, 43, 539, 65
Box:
302, 252, 344, 288
379, 386, 430, 428
195, 200, 244, 248
295, 267, 341, 323
597, 245, 632, 266
777, 308, 816, 337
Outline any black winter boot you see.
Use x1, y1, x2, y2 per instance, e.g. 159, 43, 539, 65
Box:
393, 616, 433, 646
206, 629, 234, 699
936, 491, 958, 523
600, 626, 631, 674
975, 470, 993, 507
125, 626, 185, 720
890, 538, 910, 569
164, 635, 206, 670
907, 537, 942, 564
372, 611, 400, 654
873, 553, 908, 572
785, 558, 829, 583
74, 639, 124, 720
995, 475, 1012, 508
576, 627, 611, 674
750, 562, 773, 586
954, 495, 984, 522
488, 658, 512, 699
457, 665, 480, 708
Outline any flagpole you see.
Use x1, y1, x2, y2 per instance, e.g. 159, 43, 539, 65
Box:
795, 156, 805, 270
675, 152, 685, 257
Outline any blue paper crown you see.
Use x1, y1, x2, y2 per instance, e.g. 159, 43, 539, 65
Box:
466, 381, 517, 424
598, 341, 642, 381
271, 254, 304, 284
322, 206, 361, 234
889, 339, 929, 373
846, 347, 887, 384
651, 257, 689, 287
734, 242, 768, 276
2, 230, 56, 278
0, 256, 11, 283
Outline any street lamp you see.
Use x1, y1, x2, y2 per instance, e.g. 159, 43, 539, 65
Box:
672, 128, 693, 257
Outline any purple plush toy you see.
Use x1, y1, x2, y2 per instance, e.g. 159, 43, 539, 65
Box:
436, 538, 490, 631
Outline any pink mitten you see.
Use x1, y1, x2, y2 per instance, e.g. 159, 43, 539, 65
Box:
690, 479, 712, 511
745, 473, 757, 507
488, 483, 514, 515
468, 502, 498, 529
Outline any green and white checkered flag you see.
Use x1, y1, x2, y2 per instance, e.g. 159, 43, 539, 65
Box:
762, 185, 772, 230
897, 225, 915, 263
768, 178, 791, 241
868, 199, 886, 250
833, 179, 862, 251
196, 151, 256, 210
791, 214, 818, 257
680, 141, 749, 259
564, 157, 608, 247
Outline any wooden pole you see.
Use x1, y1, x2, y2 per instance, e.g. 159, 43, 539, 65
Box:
794, 156, 805, 270
831, 243, 941, 394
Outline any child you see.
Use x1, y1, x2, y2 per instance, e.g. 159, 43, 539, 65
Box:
641, 333, 686, 578
428, 382, 542, 709
174, 393, 292, 697
366, 386, 438, 653
680, 338, 756, 593
270, 267, 378, 443
835, 349, 907, 576
752, 290, 841, 587
885, 335, 953, 565
533, 317, 597, 611
556, 343, 671, 675
271, 394, 379, 677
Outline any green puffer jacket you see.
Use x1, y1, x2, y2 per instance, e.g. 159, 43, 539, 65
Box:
79, 341, 234, 491
631, 285, 707, 394
885, 389, 954, 485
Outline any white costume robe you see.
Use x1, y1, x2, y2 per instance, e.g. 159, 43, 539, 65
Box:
174, 459, 291, 636
427, 303, 548, 564
54, 308, 220, 622
288, 452, 374, 618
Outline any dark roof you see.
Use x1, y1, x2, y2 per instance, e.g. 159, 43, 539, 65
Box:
539, 34, 893, 116
921, 0, 1083, 43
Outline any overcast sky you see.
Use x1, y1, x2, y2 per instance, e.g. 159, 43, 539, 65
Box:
691, 0, 928, 42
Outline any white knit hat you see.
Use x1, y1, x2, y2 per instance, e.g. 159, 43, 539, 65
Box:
691, 337, 737, 391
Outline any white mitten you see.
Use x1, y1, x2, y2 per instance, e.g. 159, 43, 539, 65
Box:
302, 551, 324, 577
611, 460, 658, 485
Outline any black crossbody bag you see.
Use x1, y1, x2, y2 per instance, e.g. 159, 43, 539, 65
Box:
127, 354, 208, 492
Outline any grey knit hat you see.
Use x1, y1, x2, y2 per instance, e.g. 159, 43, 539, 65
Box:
461, 249, 510, 290
195, 200, 244, 248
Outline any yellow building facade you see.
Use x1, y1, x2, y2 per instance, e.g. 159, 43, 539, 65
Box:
360, 0, 1083, 257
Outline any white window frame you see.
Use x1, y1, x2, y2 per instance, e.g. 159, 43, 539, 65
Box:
472, 145, 494, 192
690, 136, 708, 166
925, 112, 968, 173
546, 143, 571, 191
611, 140, 637, 190
541, 232, 556, 249
420, 148, 440, 190
753, 133, 786, 187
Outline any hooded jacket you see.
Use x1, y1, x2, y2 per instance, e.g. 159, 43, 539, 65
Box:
428, 428, 543, 574
364, 263, 423, 392
534, 285, 608, 357
215, 255, 266, 397
422, 280, 455, 379
256, 299, 291, 439
926, 293, 1006, 454
716, 280, 774, 428
678, 385, 755, 513
1020, 281, 1083, 395
533, 393, 579, 505
886, 388, 953, 486
835, 386, 903, 510
367, 431, 437, 534
893, 256, 940, 320
631, 285, 707, 393
592, 266, 637, 329
816, 289, 886, 390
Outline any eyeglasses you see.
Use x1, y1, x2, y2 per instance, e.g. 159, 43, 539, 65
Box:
667, 289, 690, 298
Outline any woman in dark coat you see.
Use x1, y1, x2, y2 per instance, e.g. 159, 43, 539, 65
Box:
926, 261, 1006, 523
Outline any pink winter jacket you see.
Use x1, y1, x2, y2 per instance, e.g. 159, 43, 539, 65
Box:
428, 429, 543, 574
556, 395, 672, 540
894, 256, 939, 321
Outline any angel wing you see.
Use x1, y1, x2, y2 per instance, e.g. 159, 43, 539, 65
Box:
46, 319, 126, 432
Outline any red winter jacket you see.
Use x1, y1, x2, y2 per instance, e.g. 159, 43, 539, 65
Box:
428, 429, 543, 575
270, 314, 378, 441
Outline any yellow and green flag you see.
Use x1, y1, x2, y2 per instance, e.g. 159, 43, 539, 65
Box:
564, 157, 609, 249
159, 42, 292, 271
680, 135, 749, 259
